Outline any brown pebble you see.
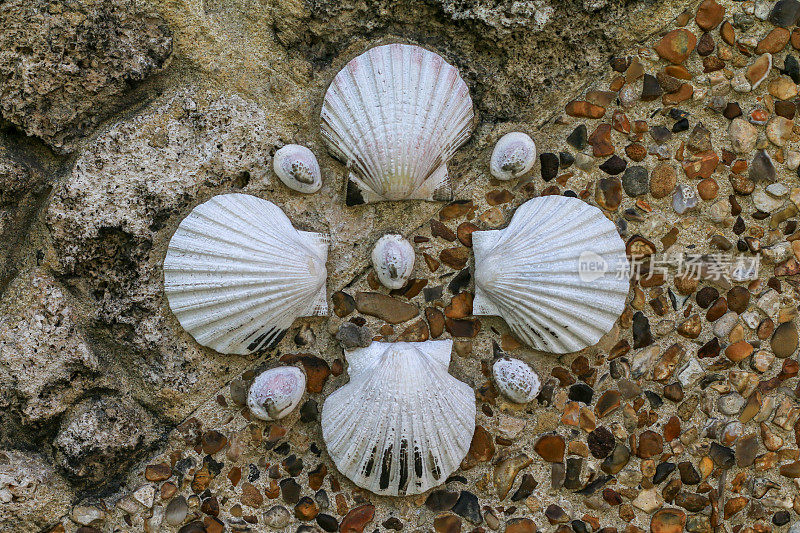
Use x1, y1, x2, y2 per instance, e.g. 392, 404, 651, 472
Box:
650, 164, 677, 198
650, 508, 686, 533
725, 341, 754, 362
439, 202, 474, 221
697, 177, 718, 200
637, 430, 664, 459
654, 29, 698, 63
332, 291, 356, 317
596, 177, 623, 210
534, 434, 565, 462
440, 247, 470, 270
354, 292, 419, 324
695, 0, 724, 30
426, 307, 446, 338
457, 222, 479, 247
145, 463, 172, 482
757, 27, 790, 53
340, 504, 375, 533
504, 518, 537, 533
566, 100, 606, 119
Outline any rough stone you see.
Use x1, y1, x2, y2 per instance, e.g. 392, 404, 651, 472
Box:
0, 0, 172, 152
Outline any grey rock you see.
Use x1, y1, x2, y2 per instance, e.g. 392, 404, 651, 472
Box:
335, 321, 372, 350
621, 166, 649, 197
0, 0, 172, 153
54, 396, 159, 484
0, 450, 73, 530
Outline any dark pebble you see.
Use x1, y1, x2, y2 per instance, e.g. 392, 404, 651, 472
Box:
383, 517, 404, 530
641, 74, 662, 101
568, 383, 594, 404
511, 474, 537, 501
653, 462, 676, 484
599, 155, 627, 175
709, 442, 735, 469
452, 491, 482, 524
587, 426, 615, 458
644, 390, 663, 409
769, 0, 800, 27
601, 444, 630, 474
280, 478, 302, 504
563, 457, 583, 490
678, 461, 700, 484
672, 118, 689, 133
283, 455, 303, 477
696, 286, 719, 308
559, 151, 574, 168
448, 269, 471, 294
567, 124, 587, 150
316, 514, 338, 532
300, 400, 319, 423
773, 510, 791, 526
632, 311, 654, 348
722, 102, 742, 119
540, 153, 560, 181
784, 55, 800, 84
425, 490, 458, 512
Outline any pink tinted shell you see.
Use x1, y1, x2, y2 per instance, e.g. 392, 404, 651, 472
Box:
247, 366, 306, 420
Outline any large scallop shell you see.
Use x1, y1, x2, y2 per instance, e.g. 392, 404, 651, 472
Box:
163, 193, 328, 355
321, 340, 476, 496
473, 196, 629, 353
321, 43, 474, 205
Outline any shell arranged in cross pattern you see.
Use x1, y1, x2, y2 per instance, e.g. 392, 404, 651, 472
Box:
473, 196, 629, 353
321, 43, 474, 206
321, 340, 476, 496
371, 234, 415, 289
490, 132, 537, 180
163, 193, 328, 355
247, 366, 306, 421
273, 144, 323, 194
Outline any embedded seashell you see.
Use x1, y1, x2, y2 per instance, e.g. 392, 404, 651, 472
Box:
473, 196, 629, 353
493, 357, 541, 403
321, 43, 474, 205
247, 366, 306, 420
163, 193, 328, 355
371, 234, 415, 289
273, 144, 322, 194
490, 132, 537, 180
321, 340, 476, 496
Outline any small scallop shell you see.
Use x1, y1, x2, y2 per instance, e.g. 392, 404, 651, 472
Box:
273, 144, 322, 194
371, 234, 415, 289
490, 132, 537, 180
247, 366, 306, 421
492, 358, 541, 403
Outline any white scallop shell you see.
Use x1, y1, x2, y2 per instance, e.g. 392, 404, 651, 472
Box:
493, 358, 541, 403
163, 193, 328, 355
321, 43, 474, 205
371, 234, 415, 289
490, 132, 537, 180
473, 196, 629, 353
273, 144, 322, 194
321, 340, 476, 496
247, 366, 306, 420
